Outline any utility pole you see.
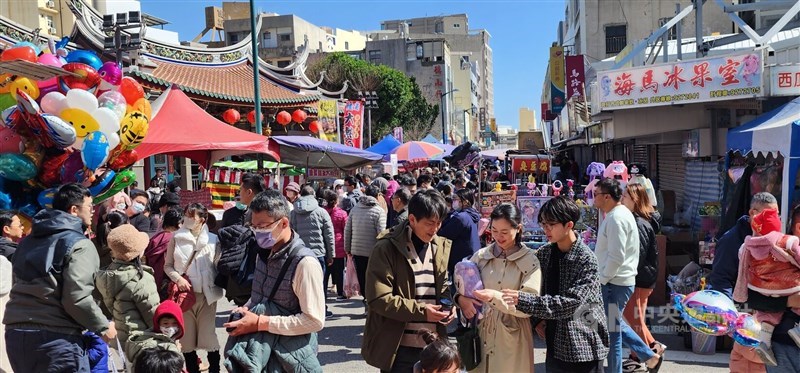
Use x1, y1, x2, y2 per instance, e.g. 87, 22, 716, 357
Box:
248, 0, 264, 170
358, 91, 379, 147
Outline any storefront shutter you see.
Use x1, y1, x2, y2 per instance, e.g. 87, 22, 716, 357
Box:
657, 144, 686, 215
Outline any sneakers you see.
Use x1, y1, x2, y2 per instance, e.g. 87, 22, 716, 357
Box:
622, 358, 648, 373
325, 310, 334, 318
789, 323, 800, 347
754, 342, 778, 366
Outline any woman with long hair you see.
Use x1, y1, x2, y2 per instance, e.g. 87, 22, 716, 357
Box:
456, 203, 541, 372
164, 203, 223, 373
621, 183, 666, 367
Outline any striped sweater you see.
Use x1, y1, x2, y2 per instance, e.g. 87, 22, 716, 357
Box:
400, 229, 438, 348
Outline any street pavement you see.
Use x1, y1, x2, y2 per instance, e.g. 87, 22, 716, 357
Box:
206, 295, 734, 373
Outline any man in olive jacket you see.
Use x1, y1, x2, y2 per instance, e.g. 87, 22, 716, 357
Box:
362, 189, 455, 372
4, 183, 116, 372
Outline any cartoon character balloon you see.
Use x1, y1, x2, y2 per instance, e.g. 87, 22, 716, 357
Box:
119, 111, 149, 150
94, 169, 136, 203
45, 90, 120, 148
97, 61, 122, 95
58, 63, 101, 93
81, 131, 111, 171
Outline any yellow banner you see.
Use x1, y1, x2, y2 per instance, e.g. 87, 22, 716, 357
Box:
549, 46, 565, 89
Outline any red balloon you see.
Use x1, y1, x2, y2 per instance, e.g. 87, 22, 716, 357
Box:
292, 109, 307, 124
108, 149, 138, 171
247, 110, 263, 125
39, 151, 71, 187
1, 46, 37, 62
222, 109, 240, 125
308, 120, 321, 134
119, 76, 144, 104
276, 111, 291, 126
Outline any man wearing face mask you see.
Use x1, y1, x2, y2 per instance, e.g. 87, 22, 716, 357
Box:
222, 173, 267, 229
128, 190, 151, 233
150, 192, 180, 234
437, 188, 481, 276
223, 190, 325, 371
4, 183, 117, 372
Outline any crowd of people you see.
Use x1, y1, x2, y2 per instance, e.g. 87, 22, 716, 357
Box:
0, 162, 799, 373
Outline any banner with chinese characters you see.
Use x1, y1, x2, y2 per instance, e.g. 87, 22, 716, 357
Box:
393, 127, 404, 143
549, 46, 566, 112
598, 52, 763, 111
511, 157, 551, 174
343, 100, 364, 149
565, 55, 586, 100
318, 100, 338, 142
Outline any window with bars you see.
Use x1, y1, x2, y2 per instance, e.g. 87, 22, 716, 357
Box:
605, 24, 627, 55
369, 50, 382, 64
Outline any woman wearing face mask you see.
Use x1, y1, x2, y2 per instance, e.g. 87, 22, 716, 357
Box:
164, 203, 224, 373
437, 188, 481, 275
457, 203, 541, 373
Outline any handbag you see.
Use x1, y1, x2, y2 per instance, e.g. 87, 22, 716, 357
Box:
451, 317, 482, 370
167, 249, 199, 312
344, 254, 360, 298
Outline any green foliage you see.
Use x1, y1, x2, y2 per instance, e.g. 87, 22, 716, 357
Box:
306, 53, 438, 143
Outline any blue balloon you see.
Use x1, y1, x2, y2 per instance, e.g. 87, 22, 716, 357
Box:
64, 50, 102, 70
55, 37, 70, 51
74, 168, 115, 196
0, 153, 37, 181
37, 188, 57, 209
81, 131, 110, 171
13, 41, 41, 56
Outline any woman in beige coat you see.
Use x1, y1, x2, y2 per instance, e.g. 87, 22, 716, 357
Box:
457, 203, 542, 373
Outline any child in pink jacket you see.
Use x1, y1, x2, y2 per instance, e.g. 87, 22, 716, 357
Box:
734, 208, 800, 365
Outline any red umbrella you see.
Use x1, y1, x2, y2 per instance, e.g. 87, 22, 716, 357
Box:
393, 141, 444, 162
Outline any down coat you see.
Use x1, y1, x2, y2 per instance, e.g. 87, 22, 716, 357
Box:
95, 260, 160, 360
344, 196, 387, 258
215, 224, 258, 306
290, 195, 335, 261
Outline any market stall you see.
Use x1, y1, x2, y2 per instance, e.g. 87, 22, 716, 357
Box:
365, 134, 402, 158
135, 86, 279, 166
268, 135, 382, 170
726, 97, 800, 230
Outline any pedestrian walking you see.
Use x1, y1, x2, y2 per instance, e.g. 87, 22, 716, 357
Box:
344, 185, 387, 308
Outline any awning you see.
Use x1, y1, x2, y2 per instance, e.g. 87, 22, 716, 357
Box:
135, 86, 279, 167
727, 97, 800, 158
365, 134, 402, 155
269, 136, 383, 170
212, 160, 294, 170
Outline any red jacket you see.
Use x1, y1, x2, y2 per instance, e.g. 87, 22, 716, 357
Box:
144, 231, 173, 289
325, 206, 348, 258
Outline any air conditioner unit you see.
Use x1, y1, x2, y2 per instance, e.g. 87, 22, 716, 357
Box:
46, 0, 55, 9
48, 27, 57, 34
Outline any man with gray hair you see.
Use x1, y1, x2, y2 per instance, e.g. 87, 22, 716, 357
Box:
223, 190, 324, 371
708, 192, 778, 372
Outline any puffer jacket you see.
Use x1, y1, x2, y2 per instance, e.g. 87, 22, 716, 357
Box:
216, 224, 258, 306
324, 206, 348, 258
634, 212, 660, 289
290, 195, 335, 261
0, 236, 17, 259
344, 196, 387, 258
438, 207, 481, 274
95, 259, 160, 360
4, 209, 108, 335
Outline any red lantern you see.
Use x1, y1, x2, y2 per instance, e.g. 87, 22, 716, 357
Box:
222, 109, 240, 125
292, 109, 307, 124
308, 120, 320, 134
247, 110, 263, 125
276, 111, 291, 126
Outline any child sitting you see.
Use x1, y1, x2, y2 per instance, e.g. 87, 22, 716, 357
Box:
413, 329, 463, 373
734, 208, 800, 366
95, 224, 161, 362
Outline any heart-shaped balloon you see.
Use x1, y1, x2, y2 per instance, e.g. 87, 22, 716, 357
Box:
108, 149, 138, 171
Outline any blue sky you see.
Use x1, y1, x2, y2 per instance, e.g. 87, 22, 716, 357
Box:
139, 0, 565, 129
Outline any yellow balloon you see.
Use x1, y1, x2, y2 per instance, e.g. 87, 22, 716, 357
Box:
119, 110, 149, 149
9, 77, 40, 100
126, 98, 151, 121
61, 108, 100, 138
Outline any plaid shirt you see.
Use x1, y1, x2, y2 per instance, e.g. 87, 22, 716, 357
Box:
517, 239, 610, 363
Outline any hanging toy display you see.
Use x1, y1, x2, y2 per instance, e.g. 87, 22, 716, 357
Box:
584, 162, 606, 206
604, 161, 630, 189
567, 179, 575, 200
552, 180, 563, 197
628, 164, 658, 207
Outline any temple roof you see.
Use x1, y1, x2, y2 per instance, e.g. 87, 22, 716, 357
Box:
131, 60, 320, 105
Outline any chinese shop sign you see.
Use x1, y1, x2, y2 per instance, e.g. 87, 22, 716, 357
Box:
565, 55, 586, 100
511, 158, 551, 174
549, 46, 566, 112
598, 52, 763, 110
770, 65, 800, 96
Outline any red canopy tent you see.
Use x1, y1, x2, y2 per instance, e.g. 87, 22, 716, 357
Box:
135, 86, 279, 166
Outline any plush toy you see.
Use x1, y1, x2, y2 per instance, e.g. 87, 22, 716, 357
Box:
628, 163, 657, 207
584, 162, 606, 205
604, 161, 629, 186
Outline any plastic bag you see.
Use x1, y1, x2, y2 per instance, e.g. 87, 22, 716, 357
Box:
344, 255, 360, 298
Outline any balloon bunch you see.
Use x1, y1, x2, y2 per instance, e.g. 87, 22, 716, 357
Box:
673, 290, 761, 347
0, 39, 149, 220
